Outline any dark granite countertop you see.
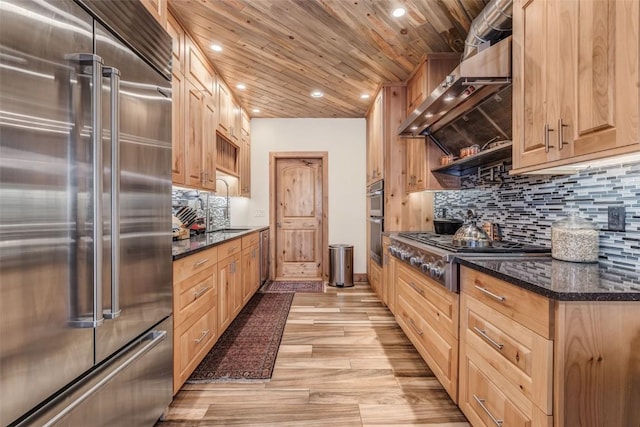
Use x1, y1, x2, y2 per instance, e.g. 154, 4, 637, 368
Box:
173, 226, 269, 260
457, 256, 640, 302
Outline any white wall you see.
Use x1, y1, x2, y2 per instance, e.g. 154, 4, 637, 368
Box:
230, 118, 367, 274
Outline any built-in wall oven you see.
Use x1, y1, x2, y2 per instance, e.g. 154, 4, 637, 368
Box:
367, 180, 384, 265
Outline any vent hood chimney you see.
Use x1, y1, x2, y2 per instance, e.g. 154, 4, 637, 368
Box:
398, 0, 513, 140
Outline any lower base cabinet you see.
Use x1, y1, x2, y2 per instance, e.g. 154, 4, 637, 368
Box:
172, 246, 219, 394
368, 258, 382, 299
394, 262, 459, 402
171, 231, 263, 394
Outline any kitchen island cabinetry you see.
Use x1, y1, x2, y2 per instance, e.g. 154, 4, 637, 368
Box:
459, 265, 640, 427
172, 246, 219, 394
395, 262, 459, 402
512, 0, 639, 173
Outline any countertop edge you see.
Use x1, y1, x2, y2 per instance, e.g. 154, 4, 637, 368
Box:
172, 226, 269, 261
456, 257, 640, 302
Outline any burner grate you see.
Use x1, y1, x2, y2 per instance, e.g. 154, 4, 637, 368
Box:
398, 232, 550, 254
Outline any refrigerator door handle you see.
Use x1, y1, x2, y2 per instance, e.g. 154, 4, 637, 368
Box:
103, 66, 121, 320
41, 330, 167, 427
65, 53, 105, 328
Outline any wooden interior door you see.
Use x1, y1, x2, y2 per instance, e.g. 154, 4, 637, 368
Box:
275, 157, 324, 279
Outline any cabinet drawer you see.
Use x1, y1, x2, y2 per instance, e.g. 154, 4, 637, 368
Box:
173, 246, 218, 283
396, 279, 458, 401
459, 348, 552, 427
178, 306, 217, 376
462, 294, 553, 414
218, 238, 242, 259
397, 263, 458, 338
241, 231, 259, 248
460, 266, 553, 339
174, 265, 217, 329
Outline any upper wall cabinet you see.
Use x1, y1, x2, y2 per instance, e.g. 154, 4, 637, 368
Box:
217, 81, 235, 140
366, 91, 384, 186
512, 0, 639, 173
140, 0, 167, 27
166, 13, 184, 73
185, 36, 214, 95
405, 54, 460, 119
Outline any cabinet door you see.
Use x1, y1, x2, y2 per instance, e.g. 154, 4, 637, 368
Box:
217, 256, 234, 332
166, 13, 184, 74
513, 0, 639, 172
218, 81, 232, 136
242, 245, 259, 304
202, 97, 217, 191
406, 138, 426, 192
230, 253, 242, 317
171, 70, 185, 184
513, 0, 556, 169
406, 62, 426, 117
185, 80, 204, 188
366, 91, 383, 185
240, 136, 251, 197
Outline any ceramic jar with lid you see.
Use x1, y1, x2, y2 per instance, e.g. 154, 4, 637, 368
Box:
551, 214, 599, 262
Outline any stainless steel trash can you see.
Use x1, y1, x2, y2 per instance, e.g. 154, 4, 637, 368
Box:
328, 244, 354, 287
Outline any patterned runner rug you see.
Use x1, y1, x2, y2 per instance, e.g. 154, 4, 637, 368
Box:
186, 292, 294, 382
260, 280, 324, 293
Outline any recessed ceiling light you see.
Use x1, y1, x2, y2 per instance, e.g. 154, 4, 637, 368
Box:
392, 7, 406, 18
360, 94, 370, 99
444, 95, 455, 102
210, 44, 222, 52
310, 90, 324, 98
252, 108, 260, 113
236, 83, 246, 90
425, 112, 434, 118
410, 126, 418, 130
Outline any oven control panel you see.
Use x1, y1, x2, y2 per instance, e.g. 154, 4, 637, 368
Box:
388, 242, 451, 290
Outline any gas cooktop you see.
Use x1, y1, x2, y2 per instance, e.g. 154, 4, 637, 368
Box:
397, 232, 551, 254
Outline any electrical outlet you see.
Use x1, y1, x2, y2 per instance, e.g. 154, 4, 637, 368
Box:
254, 209, 265, 218
607, 206, 626, 231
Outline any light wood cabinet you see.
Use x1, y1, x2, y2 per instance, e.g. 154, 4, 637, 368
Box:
459, 265, 640, 427
185, 36, 214, 95
217, 238, 242, 332
368, 258, 382, 299
184, 80, 216, 190
381, 236, 395, 314
395, 262, 459, 402
405, 54, 460, 118
166, 13, 184, 74
366, 91, 384, 185
512, 0, 639, 173
140, 0, 167, 27
217, 81, 233, 139
406, 138, 460, 192
241, 233, 260, 305
172, 246, 219, 394
171, 69, 185, 185
239, 110, 251, 197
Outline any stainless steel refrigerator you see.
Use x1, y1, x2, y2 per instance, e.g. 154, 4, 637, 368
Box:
0, 1, 173, 425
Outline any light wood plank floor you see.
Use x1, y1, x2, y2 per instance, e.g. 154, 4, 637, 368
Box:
157, 283, 469, 426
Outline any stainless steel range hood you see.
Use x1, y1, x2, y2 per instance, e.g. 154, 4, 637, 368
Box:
398, 0, 514, 143
398, 36, 512, 138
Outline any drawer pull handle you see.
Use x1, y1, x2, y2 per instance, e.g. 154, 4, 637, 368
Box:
408, 317, 423, 336
408, 282, 425, 296
474, 284, 505, 302
193, 286, 210, 300
473, 326, 504, 350
194, 329, 210, 344
228, 246, 238, 254
194, 258, 209, 268
473, 395, 503, 427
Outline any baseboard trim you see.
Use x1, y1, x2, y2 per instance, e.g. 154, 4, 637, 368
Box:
354, 273, 368, 283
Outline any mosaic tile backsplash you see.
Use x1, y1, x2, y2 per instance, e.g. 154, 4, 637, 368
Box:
172, 187, 230, 231
434, 160, 640, 270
